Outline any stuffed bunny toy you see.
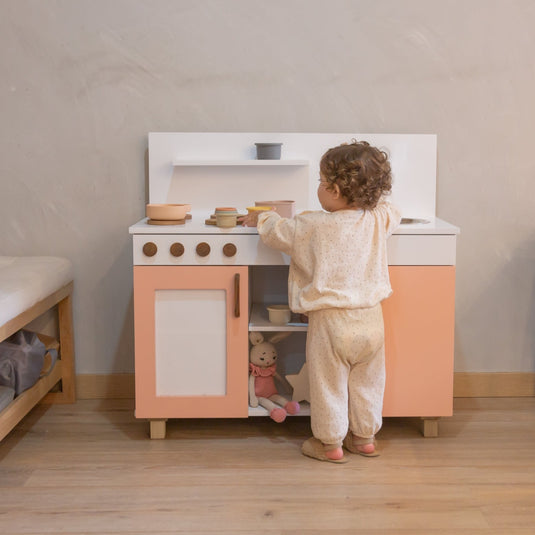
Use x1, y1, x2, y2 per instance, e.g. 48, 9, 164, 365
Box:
248, 331, 300, 422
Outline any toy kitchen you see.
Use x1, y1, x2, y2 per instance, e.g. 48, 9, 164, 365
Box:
129, 132, 459, 439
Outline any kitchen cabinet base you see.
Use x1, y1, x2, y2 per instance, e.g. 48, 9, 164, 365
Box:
144, 413, 443, 439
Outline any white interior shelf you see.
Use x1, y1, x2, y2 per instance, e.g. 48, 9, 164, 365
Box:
173, 160, 309, 167
248, 402, 310, 417
249, 303, 308, 332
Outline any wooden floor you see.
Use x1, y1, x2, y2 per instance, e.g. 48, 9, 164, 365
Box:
0, 398, 534, 534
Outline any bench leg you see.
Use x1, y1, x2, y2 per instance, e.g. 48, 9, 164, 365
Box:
44, 290, 76, 404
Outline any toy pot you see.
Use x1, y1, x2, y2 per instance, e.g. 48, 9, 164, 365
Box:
267, 305, 291, 325
255, 143, 283, 160
254, 200, 295, 218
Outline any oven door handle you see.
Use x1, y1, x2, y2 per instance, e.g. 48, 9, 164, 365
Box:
234, 273, 240, 318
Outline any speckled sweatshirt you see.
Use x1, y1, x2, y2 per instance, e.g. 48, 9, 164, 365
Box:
257, 200, 401, 313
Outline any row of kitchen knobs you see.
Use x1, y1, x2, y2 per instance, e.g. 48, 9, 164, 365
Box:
142, 241, 237, 258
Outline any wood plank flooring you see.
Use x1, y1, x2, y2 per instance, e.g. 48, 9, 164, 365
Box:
1, 397, 534, 534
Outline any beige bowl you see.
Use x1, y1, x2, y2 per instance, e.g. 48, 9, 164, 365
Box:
267, 304, 292, 325
146, 204, 190, 221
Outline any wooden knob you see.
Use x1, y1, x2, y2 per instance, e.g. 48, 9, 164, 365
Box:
170, 242, 185, 257
223, 243, 237, 257
196, 242, 211, 257
142, 242, 157, 257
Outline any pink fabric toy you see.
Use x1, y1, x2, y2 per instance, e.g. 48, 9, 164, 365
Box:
248, 332, 300, 423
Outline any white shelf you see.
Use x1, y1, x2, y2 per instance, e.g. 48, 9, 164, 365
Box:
248, 402, 310, 417
173, 159, 309, 167
249, 303, 308, 332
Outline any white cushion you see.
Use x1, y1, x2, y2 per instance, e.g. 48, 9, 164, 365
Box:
0, 257, 73, 328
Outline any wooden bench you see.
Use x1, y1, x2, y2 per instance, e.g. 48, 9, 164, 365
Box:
0, 256, 75, 441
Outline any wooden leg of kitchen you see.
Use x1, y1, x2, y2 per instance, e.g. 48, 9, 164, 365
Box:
149, 419, 167, 439
420, 417, 440, 437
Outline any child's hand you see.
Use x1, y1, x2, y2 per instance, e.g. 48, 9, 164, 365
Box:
239, 212, 260, 227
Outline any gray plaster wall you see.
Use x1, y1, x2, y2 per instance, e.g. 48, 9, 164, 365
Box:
1, 0, 534, 374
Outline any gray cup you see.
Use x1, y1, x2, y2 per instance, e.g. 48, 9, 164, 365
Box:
255, 143, 283, 160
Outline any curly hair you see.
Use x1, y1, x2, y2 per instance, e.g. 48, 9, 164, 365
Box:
319, 140, 392, 209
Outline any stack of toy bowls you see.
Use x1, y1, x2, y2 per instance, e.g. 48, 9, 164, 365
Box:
215, 207, 238, 228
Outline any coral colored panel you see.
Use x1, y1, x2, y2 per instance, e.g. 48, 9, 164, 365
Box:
382, 266, 456, 417
134, 266, 249, 419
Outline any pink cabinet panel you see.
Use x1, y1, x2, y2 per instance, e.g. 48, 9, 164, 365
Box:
134, 265, 249, 419
383, 266, 456, 417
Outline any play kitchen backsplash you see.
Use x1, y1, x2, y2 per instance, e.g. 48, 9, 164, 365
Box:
143, 137, 296, 227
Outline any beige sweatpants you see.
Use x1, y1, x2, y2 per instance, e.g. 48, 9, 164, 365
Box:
306, 304, 386, 448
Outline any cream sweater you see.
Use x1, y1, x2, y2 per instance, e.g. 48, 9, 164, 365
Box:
257, 200, 401, 313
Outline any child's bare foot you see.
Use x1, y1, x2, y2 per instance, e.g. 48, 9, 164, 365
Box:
355, 442, 376, 455
343, 433, 380, 457
325, 446, 344, 461
301, 438, 348, 463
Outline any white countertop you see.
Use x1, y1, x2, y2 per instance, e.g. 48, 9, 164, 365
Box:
129, 212, 460, 236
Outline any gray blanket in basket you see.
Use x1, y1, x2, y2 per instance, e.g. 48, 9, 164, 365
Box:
0, 330, 46, 395
0, 385, 15, 411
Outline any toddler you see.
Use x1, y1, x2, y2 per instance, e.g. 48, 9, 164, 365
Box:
242, 140, 401, 463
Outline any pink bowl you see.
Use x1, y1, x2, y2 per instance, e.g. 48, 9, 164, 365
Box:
255, 200, 295, 218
